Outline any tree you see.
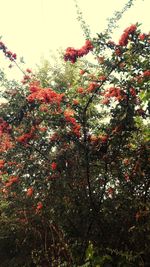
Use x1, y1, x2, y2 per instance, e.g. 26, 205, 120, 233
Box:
0, 18, 150, 267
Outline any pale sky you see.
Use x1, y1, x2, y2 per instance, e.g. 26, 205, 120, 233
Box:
0, 0, 149, 80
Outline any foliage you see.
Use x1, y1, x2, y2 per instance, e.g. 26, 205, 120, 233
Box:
0, 6, 150, 267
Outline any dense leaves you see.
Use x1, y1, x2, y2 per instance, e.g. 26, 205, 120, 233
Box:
0, 23, 150, 267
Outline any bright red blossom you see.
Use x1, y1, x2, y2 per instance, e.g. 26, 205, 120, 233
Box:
27, 81, 64, 105
72, 124, 81, 137
0, 41, 17, 61
102, 87, 126, 104
143, 70, 150, 77
136, 70, 150, 83
73, 99, 79, 105
119, 24, 137, 46
64, 40, 93, 63
5, 176, 19, 187
87, 83, 98, 92
51, 162, 57, 170
0, 160, 5, 169
36, 202, 43, 212
26, 187, 34, 197
17, 127, 36, 144
64, 109, 75, 117
139, 33, 146, 41
77, 87, 84, 94
80, 69, 86, 75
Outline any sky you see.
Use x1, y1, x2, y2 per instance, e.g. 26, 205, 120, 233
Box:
0, 0, 149, 81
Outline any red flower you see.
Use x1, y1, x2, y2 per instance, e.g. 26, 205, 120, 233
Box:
0, 41, 6, 50
51, 162, 57, 170
119, 24, 137, 46
123, 159, 130, 165
38, 126, 47, 132
5, 181, 13, 187
72, 123, 81, 137
73, 99, 79, 105
107, 187, 114, 196
143, 70, 150, 77
26, 187, 34, 197
39, 104, 49, 112
87, 83, 97, 92
98, 75, 106, 81
64, 108, 74, 117
80, 69, 86, 75
129, 88, 136, 97
99, 135, 108, 143
102, 98, 110, 105
139, 33, 146, 41
102, 87, 123, 104
50, 133, 59, 141
27, 82, 64, 105
9, 176, 19, 183
26, 68, 32, 73
16, 127, 36, 144
125, 173, 130, 181
12, 53, 17, 60
77, 87, 84, 94
64, 40, 93, 63
36, 202, 43, 212
85, 40, 94, 50
0, 159, 5, 169
8, 161, 16, 166
5, 176, 19, 187
115, 48, 122, 56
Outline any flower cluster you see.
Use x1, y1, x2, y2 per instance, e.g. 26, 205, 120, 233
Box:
16, 127, 36, 144
0, 118, 11, 135
87, 83, 98, 93
143, 70, 150, 77
64, 108, 81, 137
21, 75, 31, 84
129, 87, 136, 97
26, 187, 34, 197
5, 176, 19, 187
0, 134, 13, 153
64, 40, 94, 63
77, 87, 84, 94
21, 69, 33, 84
119, 25, 137, 46
0, 118, 13, 153
138, 33, 150, 42
89, 134, 108, 145
135, 69, 150, 83
101, 87, 125, 104
98, 75, 106, 82
0, 41, 17, 61
0, 159, 5, 169
50, 132, 59, 142
27, 81, 64, 105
